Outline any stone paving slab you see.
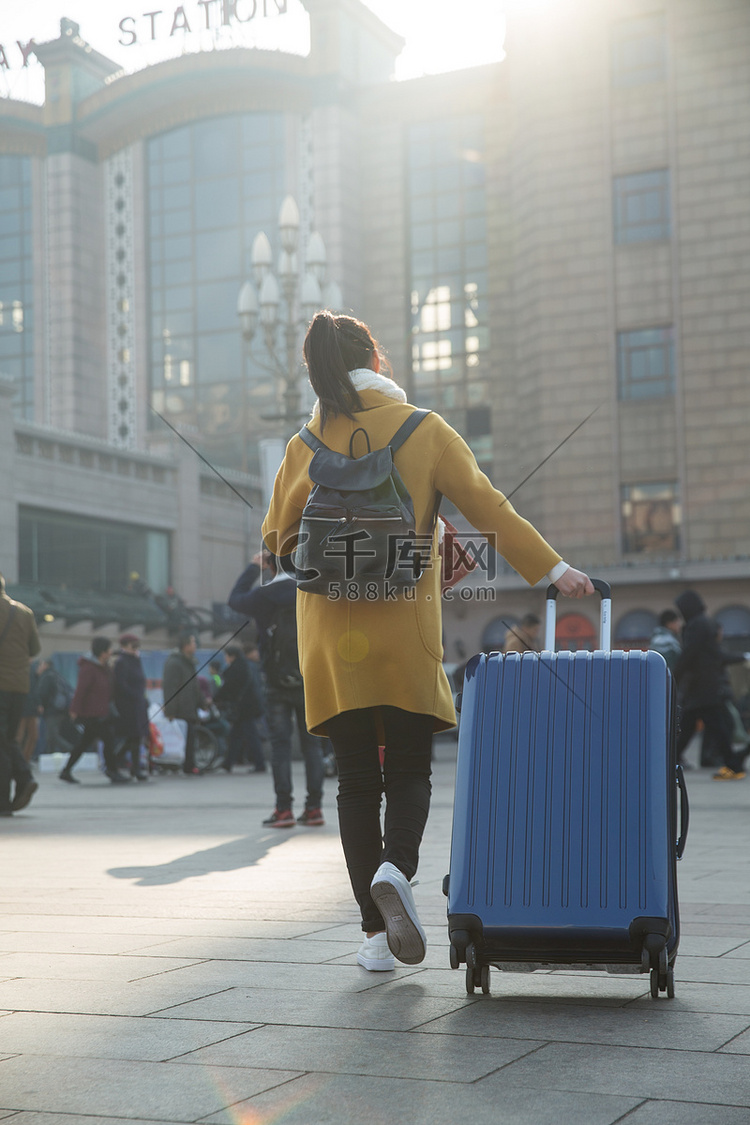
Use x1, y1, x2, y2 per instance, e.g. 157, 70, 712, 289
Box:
154, 983, 474, 1030
486, 1042, 750, 1106
199, 1073, 643, 1125
140, 958, 425, 995
375, 966, 652, 1004
0, 932, 186, 956
627, 982, 750, 1016
127, 935, 364, 962
0, 1056, 301, 1120
415, 997, 749, 1050
0, 915, 323, 938
619, 1101, 750, 1124
0, 1011, 260, 1061
0, 952, 203, 982
0, 1116, 181, 1125
0, 976, 250, 1018
174, 1022, 543, 1081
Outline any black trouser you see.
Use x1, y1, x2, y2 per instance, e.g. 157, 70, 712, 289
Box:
183, 721, 196, 774
0, 691, 32, 812
326, 706, 433, 933
676, 704, 744, 773
64, 717, 118, 775
43, 713, 74, 756
117, 734, 144, 775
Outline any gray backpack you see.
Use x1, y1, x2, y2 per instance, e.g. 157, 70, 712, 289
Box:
293, 410, 436, 598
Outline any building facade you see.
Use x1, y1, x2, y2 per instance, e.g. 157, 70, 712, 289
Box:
1, 0, 749, 661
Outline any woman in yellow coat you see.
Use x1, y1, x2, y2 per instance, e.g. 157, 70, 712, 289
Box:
262, 312, 593, 973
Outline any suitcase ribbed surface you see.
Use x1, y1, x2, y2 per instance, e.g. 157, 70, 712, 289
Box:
449, 650, 675, 952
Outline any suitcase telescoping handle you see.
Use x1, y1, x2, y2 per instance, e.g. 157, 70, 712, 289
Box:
544, 578, 612, 652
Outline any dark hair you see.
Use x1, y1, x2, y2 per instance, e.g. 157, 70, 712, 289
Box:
303, 311, 385, 429
91, 636, 111, 658
521, 613, 540, 628
178, 632, 197, 651
225, 644, 242, 659
659, 609, 680, 627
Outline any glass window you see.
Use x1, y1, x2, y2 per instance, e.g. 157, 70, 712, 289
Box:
194, 179, 240, 229
0, 155, 33, 420
194, 228, 241, 281
611, 14, 666, 87
621, 482, 680, 554
617, 327, 675, 399
18, 507, 170, 594
146, 112, 295, 471
193, 120, 239, 178
614, 171, 670, 243
196, 331, 241, 381
407, 116, 489, 433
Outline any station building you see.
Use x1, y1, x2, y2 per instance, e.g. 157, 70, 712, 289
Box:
1, 0, 749, 664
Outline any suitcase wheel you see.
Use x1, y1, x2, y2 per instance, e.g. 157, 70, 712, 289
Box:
465, 964, 491, 995
667, 968, 675, 999
466, 942, 478, 969
449, 944, 460, 970
650, 965, 675, 1000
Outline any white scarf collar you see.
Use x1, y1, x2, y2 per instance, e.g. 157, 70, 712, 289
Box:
311, 367, 407, 418
347, 368, 407, 402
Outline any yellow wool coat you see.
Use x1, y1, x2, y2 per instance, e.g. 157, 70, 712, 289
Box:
262, 389, 562, 735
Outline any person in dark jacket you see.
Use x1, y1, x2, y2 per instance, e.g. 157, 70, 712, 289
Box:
37, 659, 75, 756
161, 633, 202, 774
113, 634, 150, 781
674, 590, 750, 779
649, 609, 682, 674
0, 574, 41, 815
228, 553, 325, 827
213, 644, 265, 772
60, 637, 129, 784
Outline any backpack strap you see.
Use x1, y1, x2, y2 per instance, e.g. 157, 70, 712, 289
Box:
299, 411, 430, 457
388, 409, 431, 453
298, 426, 328, 454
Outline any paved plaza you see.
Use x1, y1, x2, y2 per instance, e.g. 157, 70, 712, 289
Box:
1, 737, 750, 1124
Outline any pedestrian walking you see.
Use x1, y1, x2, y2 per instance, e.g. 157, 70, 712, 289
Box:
649, 609, 682, 673
214, 644, 266, 772
16, 659, 42, 762
161, 633, 202, 775
0, 573, 40, 815
261, 311, 593, 971
37, 659, 75, 756
228, 553, 325, 825
674, 590, 750, 779
60, 637, 130, 784
113, 634, 150, 781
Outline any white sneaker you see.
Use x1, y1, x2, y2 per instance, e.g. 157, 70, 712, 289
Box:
357, 931, 395, 972
370, 861, 427, 965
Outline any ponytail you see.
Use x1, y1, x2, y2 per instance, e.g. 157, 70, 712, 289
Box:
303, 311, 382, 429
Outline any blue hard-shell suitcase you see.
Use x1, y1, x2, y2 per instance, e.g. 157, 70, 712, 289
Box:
445, 580, 689, 998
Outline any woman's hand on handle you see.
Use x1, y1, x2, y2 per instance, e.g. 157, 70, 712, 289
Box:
554, 567, 595, 599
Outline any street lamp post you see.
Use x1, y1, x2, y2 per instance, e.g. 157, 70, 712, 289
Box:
237, 195, 343, 439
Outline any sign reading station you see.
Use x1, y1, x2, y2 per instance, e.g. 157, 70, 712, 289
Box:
118, 0, 289, 45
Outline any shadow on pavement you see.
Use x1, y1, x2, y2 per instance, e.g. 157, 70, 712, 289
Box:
107, 831, 294, 886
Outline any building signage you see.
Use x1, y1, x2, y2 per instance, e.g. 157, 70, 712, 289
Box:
118, 1, 288, 46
